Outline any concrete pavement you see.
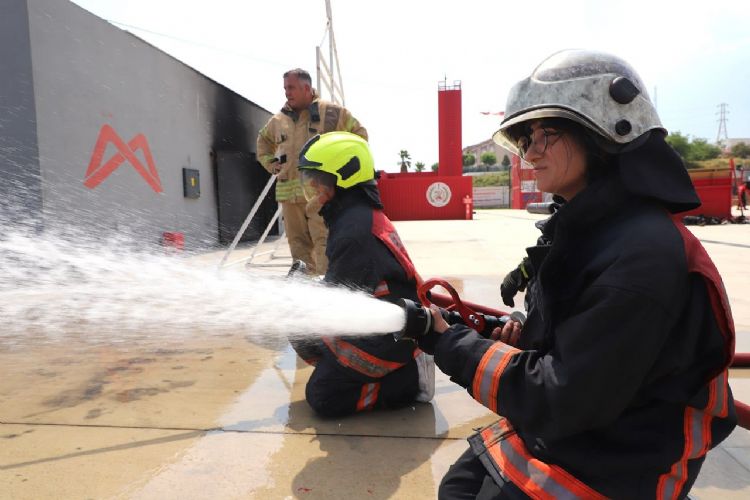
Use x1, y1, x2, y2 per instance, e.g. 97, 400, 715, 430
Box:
1, 209, 748, 499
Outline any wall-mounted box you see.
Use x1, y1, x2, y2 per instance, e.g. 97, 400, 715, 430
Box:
183, 168, 200, 198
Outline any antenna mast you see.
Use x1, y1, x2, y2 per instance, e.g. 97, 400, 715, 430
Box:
716, 102, 729, 147
316, 0, 345, 105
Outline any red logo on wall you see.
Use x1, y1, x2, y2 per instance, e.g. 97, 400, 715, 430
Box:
84, 124, 163, 193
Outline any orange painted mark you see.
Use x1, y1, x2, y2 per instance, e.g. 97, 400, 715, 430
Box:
84, 124, 162, 193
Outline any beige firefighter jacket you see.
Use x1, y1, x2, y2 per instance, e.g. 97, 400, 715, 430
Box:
256, 91, 368, 202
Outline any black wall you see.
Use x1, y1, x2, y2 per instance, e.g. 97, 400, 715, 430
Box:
0, 0, 42, 226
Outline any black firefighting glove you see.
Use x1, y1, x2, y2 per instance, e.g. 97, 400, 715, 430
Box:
500, 257, 531, 307
415, 330, 440, 356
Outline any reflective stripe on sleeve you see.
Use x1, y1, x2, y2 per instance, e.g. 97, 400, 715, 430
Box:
275, 179, 304, 201
472, 342, 520, 413
345, 116, 358, 132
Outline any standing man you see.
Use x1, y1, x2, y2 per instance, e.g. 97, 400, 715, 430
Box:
257, 69, 367, 274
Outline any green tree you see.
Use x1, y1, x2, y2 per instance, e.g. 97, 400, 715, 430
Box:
399, 150, 412, 173
415, 161, 425, 172
666, 131, 691, 158
687, 138, 721, 162
501, 155, 510, 168
667, 132, 721, 164
431, 162, 439, 172
731, 142, 750, 158
462, 153, 476, 166
480, 151, 497, 169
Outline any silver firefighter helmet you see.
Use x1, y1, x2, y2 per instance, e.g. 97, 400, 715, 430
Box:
493, 49, 664, 155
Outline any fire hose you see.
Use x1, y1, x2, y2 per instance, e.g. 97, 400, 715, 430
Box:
394, 278, 525, 341
396, 278, 750, 430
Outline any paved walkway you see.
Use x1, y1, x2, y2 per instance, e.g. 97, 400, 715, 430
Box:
1, 209, 748, 499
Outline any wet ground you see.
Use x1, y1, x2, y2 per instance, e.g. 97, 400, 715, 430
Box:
1, 209, 749, 499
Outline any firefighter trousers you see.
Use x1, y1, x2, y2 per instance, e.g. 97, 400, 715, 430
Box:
296, 341, 420, 418
281, 199, 328, 275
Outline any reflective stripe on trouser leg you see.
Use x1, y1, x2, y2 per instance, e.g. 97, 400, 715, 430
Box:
356, 382, 380, 411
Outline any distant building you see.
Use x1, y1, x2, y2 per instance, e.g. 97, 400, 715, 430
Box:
462, 138, 514, 168
724, 138, 750, 152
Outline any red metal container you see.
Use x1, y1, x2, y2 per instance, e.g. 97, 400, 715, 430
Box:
680, 169, 733, 219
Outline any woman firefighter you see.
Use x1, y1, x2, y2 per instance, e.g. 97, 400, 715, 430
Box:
418, 50, 737, 499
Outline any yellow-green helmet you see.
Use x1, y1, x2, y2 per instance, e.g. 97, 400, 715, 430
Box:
298, 132, 375, 189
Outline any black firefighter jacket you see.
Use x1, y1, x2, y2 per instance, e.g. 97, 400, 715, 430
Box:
319, 185, 420, 383
433, 176, 737, 499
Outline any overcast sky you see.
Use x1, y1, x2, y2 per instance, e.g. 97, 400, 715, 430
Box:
70, 0, 750, 172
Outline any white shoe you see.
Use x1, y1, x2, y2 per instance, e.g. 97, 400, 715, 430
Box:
415, 352, 435, 402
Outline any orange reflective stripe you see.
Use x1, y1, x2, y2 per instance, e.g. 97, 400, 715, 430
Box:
481, 421, 606, 500
478, 419, 514, 450
322, 337, 406, 378
472, 342, 520, 413
371, 210, 418, 282
356, 382, 380, 411
373, 280, 390, 298
657, 371, 730, 500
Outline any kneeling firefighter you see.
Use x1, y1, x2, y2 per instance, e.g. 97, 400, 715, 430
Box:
410, 50, 737, 499
292, 131, 434, 417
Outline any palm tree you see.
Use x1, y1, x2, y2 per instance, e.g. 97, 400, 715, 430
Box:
399, 150, 412, 173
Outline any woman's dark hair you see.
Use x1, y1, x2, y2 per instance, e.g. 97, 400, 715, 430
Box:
508, 118, 616, 184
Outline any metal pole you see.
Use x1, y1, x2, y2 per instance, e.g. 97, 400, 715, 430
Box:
217, 174, 277, 269
250, 230, 287, 260
245, 205, 283, 267
325, 0, 335, 102
316, 46, 322, 95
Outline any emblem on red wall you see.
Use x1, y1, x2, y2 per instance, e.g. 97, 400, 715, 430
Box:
83, 124, 163, 193
426, 182, 452, 208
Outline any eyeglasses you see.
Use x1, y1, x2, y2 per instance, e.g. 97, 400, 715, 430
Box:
517, 128, 563, 159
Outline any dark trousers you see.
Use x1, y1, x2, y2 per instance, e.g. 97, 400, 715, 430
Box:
439, 447, 529, 500
303, 347, 419, 418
